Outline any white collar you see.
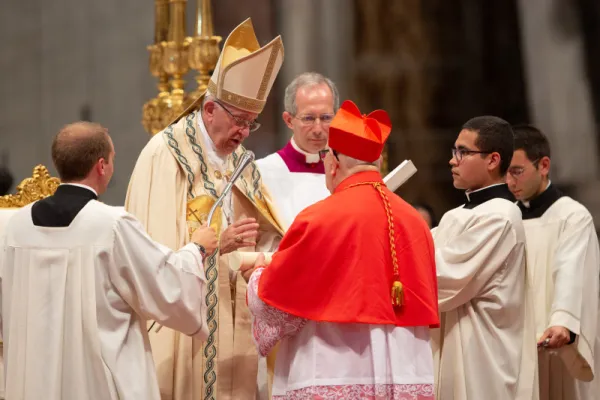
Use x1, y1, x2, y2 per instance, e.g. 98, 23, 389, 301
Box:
291, 137, 320, 164
197, 112, 228, 171
60, 183, 98, 197
465, 183, 504, 202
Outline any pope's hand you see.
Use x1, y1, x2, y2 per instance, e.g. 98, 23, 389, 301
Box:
220, 218, 259, 255
240, 252, 265, 283
191, 224, 218, 256
538, 326, 571, 349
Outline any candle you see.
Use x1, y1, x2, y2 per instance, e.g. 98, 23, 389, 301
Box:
154, 0, 170, 44
195, 0, 214, 37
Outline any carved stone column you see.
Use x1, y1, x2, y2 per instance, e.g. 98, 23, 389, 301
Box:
275, 0, 354, 149
517, 0, 599, 183
518, 0, 600, 225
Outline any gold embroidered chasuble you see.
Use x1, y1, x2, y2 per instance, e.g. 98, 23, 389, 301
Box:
125, 111, 284, 400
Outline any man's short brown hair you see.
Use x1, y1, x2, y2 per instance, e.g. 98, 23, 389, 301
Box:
51, 122, 112, 181
512, 124, 551, 162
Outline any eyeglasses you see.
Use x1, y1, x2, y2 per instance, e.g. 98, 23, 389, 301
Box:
213, 99, 261, 132
318, 148, 339, 161
293, 114, 335, 127
507, 158, 540, 178
451, 147, 492, 162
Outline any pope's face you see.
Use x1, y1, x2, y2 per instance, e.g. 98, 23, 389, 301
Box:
283, 83, 333, 154
203, 99, 258, 156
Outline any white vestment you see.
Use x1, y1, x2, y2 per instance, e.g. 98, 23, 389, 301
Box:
256, 140, 329, 228
247, 268, 435, 400
431, 192, 538, 399
0, 209, 17, 400
125, 112, 284, 400
0, 201, 208, 400
522, 194, 600, 399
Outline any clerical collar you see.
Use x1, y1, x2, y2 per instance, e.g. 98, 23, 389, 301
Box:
463, 183, 514, 209
277, 139, 325, 174
291, 138, 320, 164
60, 183, 98, 198
518, 182, 563, 219
197, 112, 228, 172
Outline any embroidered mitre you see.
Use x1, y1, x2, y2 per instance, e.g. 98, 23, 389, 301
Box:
174, 18, 284, 122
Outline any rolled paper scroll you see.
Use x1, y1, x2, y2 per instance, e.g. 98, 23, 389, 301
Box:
228, 251, 274, 272
383, 160, 417, 192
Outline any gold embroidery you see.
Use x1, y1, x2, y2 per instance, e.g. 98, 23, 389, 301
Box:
257, 40, 282, 100
187, 195, 223, 237
207, 79, 217, 95
346, 181, 403, 307
223, 89, 264, 113
0, 165, 60, 208
207, 79, 265, 113
244, 190, 284, 236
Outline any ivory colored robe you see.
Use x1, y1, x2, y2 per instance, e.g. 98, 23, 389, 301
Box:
0, 200, 208, 400
431, 184, 538, 400
256, 139, 329, 228
519, 185, 600, 399
125, 111, 285, 400
0, 209, 18, 400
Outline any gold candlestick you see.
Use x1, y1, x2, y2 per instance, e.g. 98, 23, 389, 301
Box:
162, 0, 191, 125
142, 0, 221, 134
142, 0, 172, 134
188, 0, 221, 104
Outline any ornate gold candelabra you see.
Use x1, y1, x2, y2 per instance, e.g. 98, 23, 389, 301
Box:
142, 0, 170, 134
162, 0, 191, 124
142, 0, 221, 135
188, 0, 221, 102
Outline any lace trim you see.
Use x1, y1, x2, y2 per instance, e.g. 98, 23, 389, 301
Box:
273, 384, 434, 400
248, 268, 307, 356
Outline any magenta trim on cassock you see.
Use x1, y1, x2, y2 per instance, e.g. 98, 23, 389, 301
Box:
276, 141, 325, 174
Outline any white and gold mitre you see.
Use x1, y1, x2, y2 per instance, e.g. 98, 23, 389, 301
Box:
176, 18, 284, 121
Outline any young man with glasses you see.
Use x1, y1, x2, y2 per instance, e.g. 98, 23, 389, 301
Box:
256, 72, 339, 228
507, 124, 600, 400
125, 19, 286, 400
431, 116, 538, 399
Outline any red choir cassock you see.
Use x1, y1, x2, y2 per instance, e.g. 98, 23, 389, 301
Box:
257, 100, 439, 328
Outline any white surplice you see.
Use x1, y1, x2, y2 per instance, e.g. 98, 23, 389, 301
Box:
256, 140, 329, 229
431, 196, 538, 400
522, 195, 600, 399
247, 268, 436, 400
0, 201, 208, 400
0, 209, 17, 400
